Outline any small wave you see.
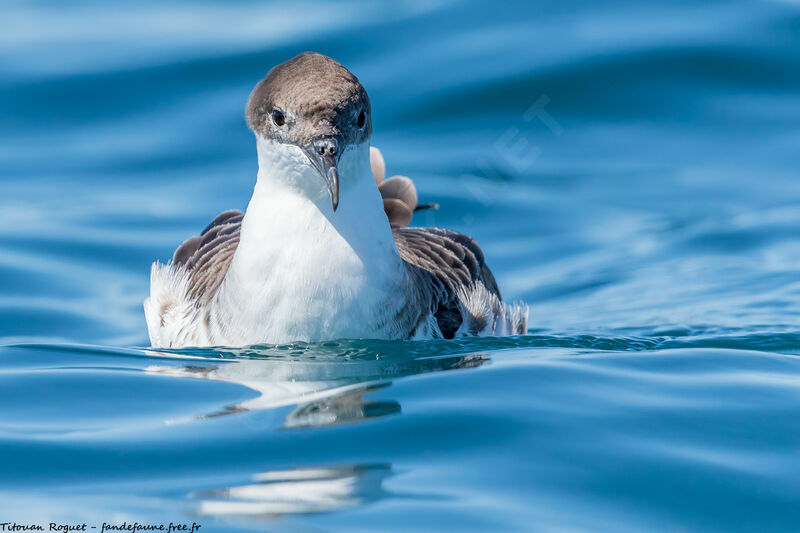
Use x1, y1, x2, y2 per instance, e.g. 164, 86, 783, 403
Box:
9, 327, 797, 364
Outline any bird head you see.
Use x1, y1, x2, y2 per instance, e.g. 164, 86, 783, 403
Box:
246, 52, 372, 212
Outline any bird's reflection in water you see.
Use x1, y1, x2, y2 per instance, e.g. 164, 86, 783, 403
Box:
146, 348, 487, 428
284, 382, 400, 428
191, 464, 391, 518
147, 349, 485, 522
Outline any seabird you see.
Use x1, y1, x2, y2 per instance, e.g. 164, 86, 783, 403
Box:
144, 52, 528, 348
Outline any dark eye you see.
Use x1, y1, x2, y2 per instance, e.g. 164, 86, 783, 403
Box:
272, 109, 285, 126
357, 110, 366, 128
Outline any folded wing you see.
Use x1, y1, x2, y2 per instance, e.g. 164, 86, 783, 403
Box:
394, 227, 527, 338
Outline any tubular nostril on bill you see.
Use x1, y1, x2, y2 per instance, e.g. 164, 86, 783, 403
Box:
312, 136, 339, 157
314, 138, 338, 157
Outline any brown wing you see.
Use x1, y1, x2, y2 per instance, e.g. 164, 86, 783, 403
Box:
393, 227, 501, 338
172, 210, 244, 304
172, 212, 505, 337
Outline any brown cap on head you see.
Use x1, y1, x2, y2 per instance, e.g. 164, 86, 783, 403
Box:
246, 52, 372, 146
246, 53, 372, 211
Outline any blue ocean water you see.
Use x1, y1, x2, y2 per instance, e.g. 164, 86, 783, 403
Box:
2, 0, 800, 530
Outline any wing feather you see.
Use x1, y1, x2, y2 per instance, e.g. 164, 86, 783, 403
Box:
393, 227, 515, 338
164, 213, 525, 340
174, 210, 244, 303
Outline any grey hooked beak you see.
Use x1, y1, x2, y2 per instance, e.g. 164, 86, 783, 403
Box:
303, 136, 340, 211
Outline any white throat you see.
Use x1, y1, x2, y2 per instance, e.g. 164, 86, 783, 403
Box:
210, 137, 408, 344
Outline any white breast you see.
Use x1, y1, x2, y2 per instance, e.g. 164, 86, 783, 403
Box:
206, 140, 410, 345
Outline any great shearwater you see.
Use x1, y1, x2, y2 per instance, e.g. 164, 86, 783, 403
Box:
144, 52, 528, 348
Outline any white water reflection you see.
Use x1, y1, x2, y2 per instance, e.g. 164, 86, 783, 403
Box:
192, 464, 391, 517
146, 352, 487, 428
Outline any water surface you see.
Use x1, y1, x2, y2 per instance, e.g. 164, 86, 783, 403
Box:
1, 0, 800, 531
